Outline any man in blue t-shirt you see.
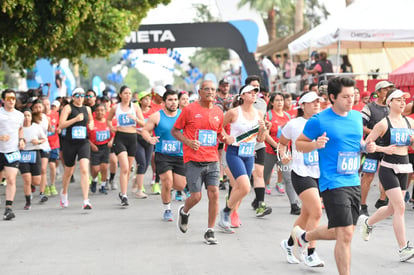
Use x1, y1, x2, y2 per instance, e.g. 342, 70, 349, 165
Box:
292, 77, 376, 275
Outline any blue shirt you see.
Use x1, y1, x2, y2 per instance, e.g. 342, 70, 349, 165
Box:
154, 110, 183, 157
302, 108, 363, 192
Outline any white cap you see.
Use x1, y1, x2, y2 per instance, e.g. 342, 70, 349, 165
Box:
154, 85, 166, 97
375, 80, 394, 91
298, 91, 324, 105
51, 100, 60, 108
240, 85, 259, 95
72, 87, 85, 95
386, 89, 410, 105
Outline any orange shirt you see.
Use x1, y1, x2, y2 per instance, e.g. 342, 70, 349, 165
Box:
352, 101, 365, 112
174, 102, 223, 163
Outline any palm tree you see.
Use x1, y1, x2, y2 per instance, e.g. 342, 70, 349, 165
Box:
295, 0, 304, 32
238, 0, 291, 41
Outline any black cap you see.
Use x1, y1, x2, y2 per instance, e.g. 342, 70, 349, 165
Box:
219, 78, 230, 85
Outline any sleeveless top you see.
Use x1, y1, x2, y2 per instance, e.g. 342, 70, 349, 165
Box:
116, 102, 136, 127
382, 116, 411, 147
230, 106, 260, 146
154, 110, 183, 157
65, 103, 89, 143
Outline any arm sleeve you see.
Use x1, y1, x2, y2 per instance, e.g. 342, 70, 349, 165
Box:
302, 115, 321, 141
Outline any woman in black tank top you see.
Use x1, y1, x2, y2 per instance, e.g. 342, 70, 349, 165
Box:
59, 88, 94, 210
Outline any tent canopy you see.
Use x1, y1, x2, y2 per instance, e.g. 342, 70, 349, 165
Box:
389, 57, 414, 87
288, 0, 414, 54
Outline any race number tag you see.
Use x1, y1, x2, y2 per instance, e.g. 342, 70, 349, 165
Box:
72, 126, 87, 139
161, 140, 181, 155
390, 128, 411, 146
118, 114, 135, 127
96, 130, 110, 142
5, 151, 21, 163
303, 150, 319, 166
238, 142, 255, 157
362, 158, 377, 173
337, 152, 359, 174
20, 151, 36, 164
198, 130, 217, 146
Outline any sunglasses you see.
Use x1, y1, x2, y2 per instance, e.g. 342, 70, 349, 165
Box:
85, 95, 94, 98
73, 94, 84, 98
5, 96, 16, 101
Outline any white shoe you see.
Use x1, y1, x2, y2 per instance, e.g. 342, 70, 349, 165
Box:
304, 251, 325, 267
399, 241, 414, 262
291, 226, 308, 261
359, 215, 373, 241
280, 239, 300, 264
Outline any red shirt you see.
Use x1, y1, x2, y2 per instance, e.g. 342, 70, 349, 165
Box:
150, 102, 163, 113
88, 119, 114, 145
286, 106, 297, 118
47, 110, 60, 149
265, 110, 291, 155
174, 102, 223, 163
352, 101, 365, 112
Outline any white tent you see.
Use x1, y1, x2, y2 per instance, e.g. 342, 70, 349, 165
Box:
288, 0, 414, 55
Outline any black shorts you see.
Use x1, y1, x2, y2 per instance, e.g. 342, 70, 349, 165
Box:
19, 150, 41, 176
62, 140, 90, 167
40, 150, 50, 159
90, 144, 110, 166
113, 132, 137, 157
364, 152, 383, 161
379, 154, 410, 191
155, 152, 185, 176
218, 142, 224, 150
291, 170, 318, 196
0, 151, 20, 171
321, 186, 360, 229
254, 147, 265, 165
408, 153, 414, 168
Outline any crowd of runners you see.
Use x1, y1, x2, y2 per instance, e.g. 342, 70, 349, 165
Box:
1, 75, 414, 274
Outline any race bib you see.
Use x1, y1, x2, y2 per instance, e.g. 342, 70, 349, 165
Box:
390, 128, 412, 146
118, 114, 135, 127
20, 151, 36, 164
303, 150, 319, 166
96, 130, 110, 142
161, 140, 181, 155
238, 142, 255, 157
337, 152, 359, 174
198, 130, 217, 146
72, 126, 87, 139
362, 158, 377, 173
5, 151, 21, 163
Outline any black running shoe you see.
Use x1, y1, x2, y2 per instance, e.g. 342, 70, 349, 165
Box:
360, 204, 369, 216
290, 204, 301, 215
90, 181, 97, 193
375, 199, 388, 209
3, 207, 15, 220
39, 195, 48, 203
121, 196, 129, 207
177, 205, 189, 233
204, 229, 218, 245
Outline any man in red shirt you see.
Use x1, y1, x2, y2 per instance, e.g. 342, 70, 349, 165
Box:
172, 80, 226, 245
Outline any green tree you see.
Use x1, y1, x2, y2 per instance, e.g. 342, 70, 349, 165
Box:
0, 0, 170, 70
123, 67, 150, 92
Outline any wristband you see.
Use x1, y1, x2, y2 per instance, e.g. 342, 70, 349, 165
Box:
360, 143, 367, 153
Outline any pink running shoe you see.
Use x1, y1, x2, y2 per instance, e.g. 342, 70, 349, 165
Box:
275, 183, 285, 194
230, 211, 241, 228
265, 185, 272, 195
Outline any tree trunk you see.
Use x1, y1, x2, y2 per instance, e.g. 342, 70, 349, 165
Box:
345, 0, 354, 6
267, 8, 277, 41
295, 0, 304, 33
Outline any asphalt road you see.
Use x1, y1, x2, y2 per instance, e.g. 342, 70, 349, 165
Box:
1, 166, 414, 275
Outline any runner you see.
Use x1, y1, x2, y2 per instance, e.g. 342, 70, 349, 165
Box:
293, 77, 375, 275
132, 91, 153, 199
88, 104, 114, 195
0, 89, 25, 220
59, 88, 94, 210
107, 86, 144, 207
278, 91, 324, 267
173, 80, 225, 244
360, 89, 414, 262
263, 93, 301, 215
217, 84, 266, 233
141, 90, 186, 221
42, 97, 59, 197
31, 99, 51, 203
20, 109, 46, 210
